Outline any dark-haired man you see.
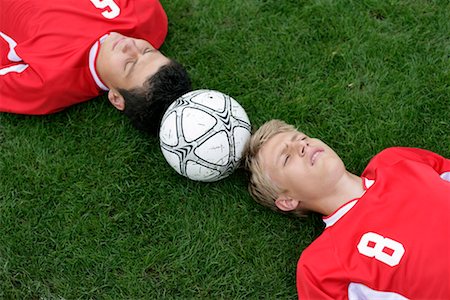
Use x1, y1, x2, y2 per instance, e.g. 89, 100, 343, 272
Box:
0, 0, 191, 134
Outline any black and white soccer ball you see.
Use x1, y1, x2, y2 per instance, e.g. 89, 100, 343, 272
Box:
159, 89, 252, 182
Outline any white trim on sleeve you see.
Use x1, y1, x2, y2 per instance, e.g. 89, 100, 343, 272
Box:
0, 63, 29, 75
0, 31, 23, 62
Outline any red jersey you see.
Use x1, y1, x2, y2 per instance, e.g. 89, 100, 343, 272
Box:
297, 147, 450, 299
0, 0, 167, 114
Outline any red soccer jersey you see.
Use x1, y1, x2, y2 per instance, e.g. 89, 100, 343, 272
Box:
0, 0, 167, 114
297, 147, 450, 299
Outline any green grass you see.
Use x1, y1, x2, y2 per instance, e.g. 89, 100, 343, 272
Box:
1, 0, 449, 298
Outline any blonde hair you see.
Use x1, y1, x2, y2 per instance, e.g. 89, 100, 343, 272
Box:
244, 120, 307, 217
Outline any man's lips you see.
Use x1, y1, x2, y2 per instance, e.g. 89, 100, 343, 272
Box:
310, 148, 324, 166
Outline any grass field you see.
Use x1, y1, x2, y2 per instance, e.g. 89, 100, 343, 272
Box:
1, 0, 449, 298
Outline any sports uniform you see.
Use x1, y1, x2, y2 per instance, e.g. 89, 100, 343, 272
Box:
297, 147, 450, 299
0, 0, 167, 114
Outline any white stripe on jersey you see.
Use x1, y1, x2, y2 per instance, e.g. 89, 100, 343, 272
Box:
348, 282, 409, 300
0, 64, 29, 75
0, 31, 23, 62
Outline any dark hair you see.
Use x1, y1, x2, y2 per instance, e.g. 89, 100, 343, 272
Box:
119, 59, 192, 135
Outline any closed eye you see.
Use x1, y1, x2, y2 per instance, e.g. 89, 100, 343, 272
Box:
143, 48, 154, 54
124, 60, 135, 71
283, 154, 290, 166
124, 48, 152, 71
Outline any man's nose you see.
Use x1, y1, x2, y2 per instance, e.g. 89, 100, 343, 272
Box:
122, 40, 139, 55
292, 140, 307, 157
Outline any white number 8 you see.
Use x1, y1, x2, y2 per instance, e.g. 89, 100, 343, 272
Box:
357, 232, 405, 267
90, 0, 121, 19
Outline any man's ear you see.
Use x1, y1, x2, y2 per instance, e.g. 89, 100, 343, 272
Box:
108, 89, 125, 111
275, 195, 300, 212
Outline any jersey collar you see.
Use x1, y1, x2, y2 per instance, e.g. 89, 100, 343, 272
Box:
323, 177, 375, 228
88, 34, 109, 91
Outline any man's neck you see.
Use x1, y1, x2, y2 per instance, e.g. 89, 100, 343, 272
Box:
314, 172, 364, 216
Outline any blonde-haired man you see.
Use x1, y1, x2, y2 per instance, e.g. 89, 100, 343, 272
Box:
244, 119, 450, 299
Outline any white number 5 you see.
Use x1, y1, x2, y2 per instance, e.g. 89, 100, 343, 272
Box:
357, 232, 405, 267
90, 0, 121, 19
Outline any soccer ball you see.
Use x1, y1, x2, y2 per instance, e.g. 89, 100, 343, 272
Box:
159, 89, 252, 182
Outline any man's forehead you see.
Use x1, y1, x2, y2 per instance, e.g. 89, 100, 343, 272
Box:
268, 130, 302, 144
259, 130, 306, 162
258, 133, 285, 168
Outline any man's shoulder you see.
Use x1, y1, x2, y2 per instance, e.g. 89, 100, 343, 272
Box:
372, 147, 419, 161
297, 231, 336, 268
363, 147, 428, 174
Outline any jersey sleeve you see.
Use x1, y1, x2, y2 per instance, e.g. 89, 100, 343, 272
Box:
297, 263, 337, 300
296, 238, 349, 300
0, 63, 57, 115
403, 147, 450, 173
0, 29, 46, 114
